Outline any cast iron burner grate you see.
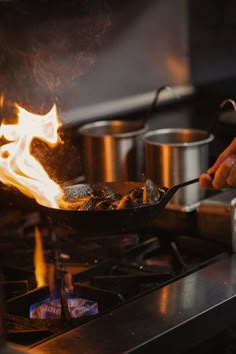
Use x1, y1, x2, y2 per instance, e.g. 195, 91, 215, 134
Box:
3, 239, 225, 347
72, 236, 225, 301
0, 209, 227, 348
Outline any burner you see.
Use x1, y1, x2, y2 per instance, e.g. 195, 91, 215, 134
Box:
0, 206, 228, 349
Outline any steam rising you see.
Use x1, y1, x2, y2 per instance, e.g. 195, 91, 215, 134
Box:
0, 0, 111, 110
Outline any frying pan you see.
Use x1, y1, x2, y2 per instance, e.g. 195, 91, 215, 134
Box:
39, 177, 200, 234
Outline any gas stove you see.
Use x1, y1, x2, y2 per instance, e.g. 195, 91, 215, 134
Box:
1, 195, 236, 354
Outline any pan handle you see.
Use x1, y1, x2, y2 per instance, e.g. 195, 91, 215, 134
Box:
159, 174, 214, 207
163, 177, 200, 203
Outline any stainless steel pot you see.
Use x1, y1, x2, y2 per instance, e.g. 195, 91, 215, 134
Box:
78, 120, 148, 182
142, 128, 214, 209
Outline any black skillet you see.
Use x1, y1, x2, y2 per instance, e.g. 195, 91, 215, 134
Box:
39, 177, 200, 234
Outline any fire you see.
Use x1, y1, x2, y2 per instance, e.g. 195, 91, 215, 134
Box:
34, 226, 47, 288
0, 103, 63, 208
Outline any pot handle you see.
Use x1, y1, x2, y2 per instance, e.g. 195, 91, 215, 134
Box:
145, 86, 180, 121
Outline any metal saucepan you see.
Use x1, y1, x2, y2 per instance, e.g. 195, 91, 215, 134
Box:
142, 128, 214, 208
39, 178, 200, 234
78, 120, 148, 182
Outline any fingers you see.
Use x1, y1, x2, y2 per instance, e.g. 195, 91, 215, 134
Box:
200, 138, 236, 190
203, 138, 236, 189
226, 161, 236, 187
208, 138, 236, 174
199, 173, 213, 189
212, 154, 236, 189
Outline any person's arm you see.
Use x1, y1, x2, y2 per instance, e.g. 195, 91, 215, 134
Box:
199, 138, 236, 189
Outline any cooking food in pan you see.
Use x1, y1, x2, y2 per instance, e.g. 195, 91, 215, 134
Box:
60, 179, 166, 211
39, 178, 199, 234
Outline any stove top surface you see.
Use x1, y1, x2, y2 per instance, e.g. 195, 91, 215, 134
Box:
0, 206, 232, 353
31, 254, 236, 354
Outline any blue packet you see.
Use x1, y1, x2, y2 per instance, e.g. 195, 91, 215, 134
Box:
29, 294, 98, 319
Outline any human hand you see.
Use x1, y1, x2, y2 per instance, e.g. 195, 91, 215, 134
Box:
199, 138, 236, 189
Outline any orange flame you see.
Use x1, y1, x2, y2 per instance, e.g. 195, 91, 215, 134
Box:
0, 104, 63, 207
34, 226, 47, 288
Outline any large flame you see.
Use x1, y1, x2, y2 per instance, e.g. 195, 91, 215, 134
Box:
0, 104, 63, 208
34, 226, 47, 288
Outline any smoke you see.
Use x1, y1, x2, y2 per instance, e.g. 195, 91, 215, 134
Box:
0, 0, 111, 111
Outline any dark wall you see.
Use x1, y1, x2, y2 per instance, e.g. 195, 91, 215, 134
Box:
1, 0, 236, 112
189, 0, 236, 87
0, 0, 189, 112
